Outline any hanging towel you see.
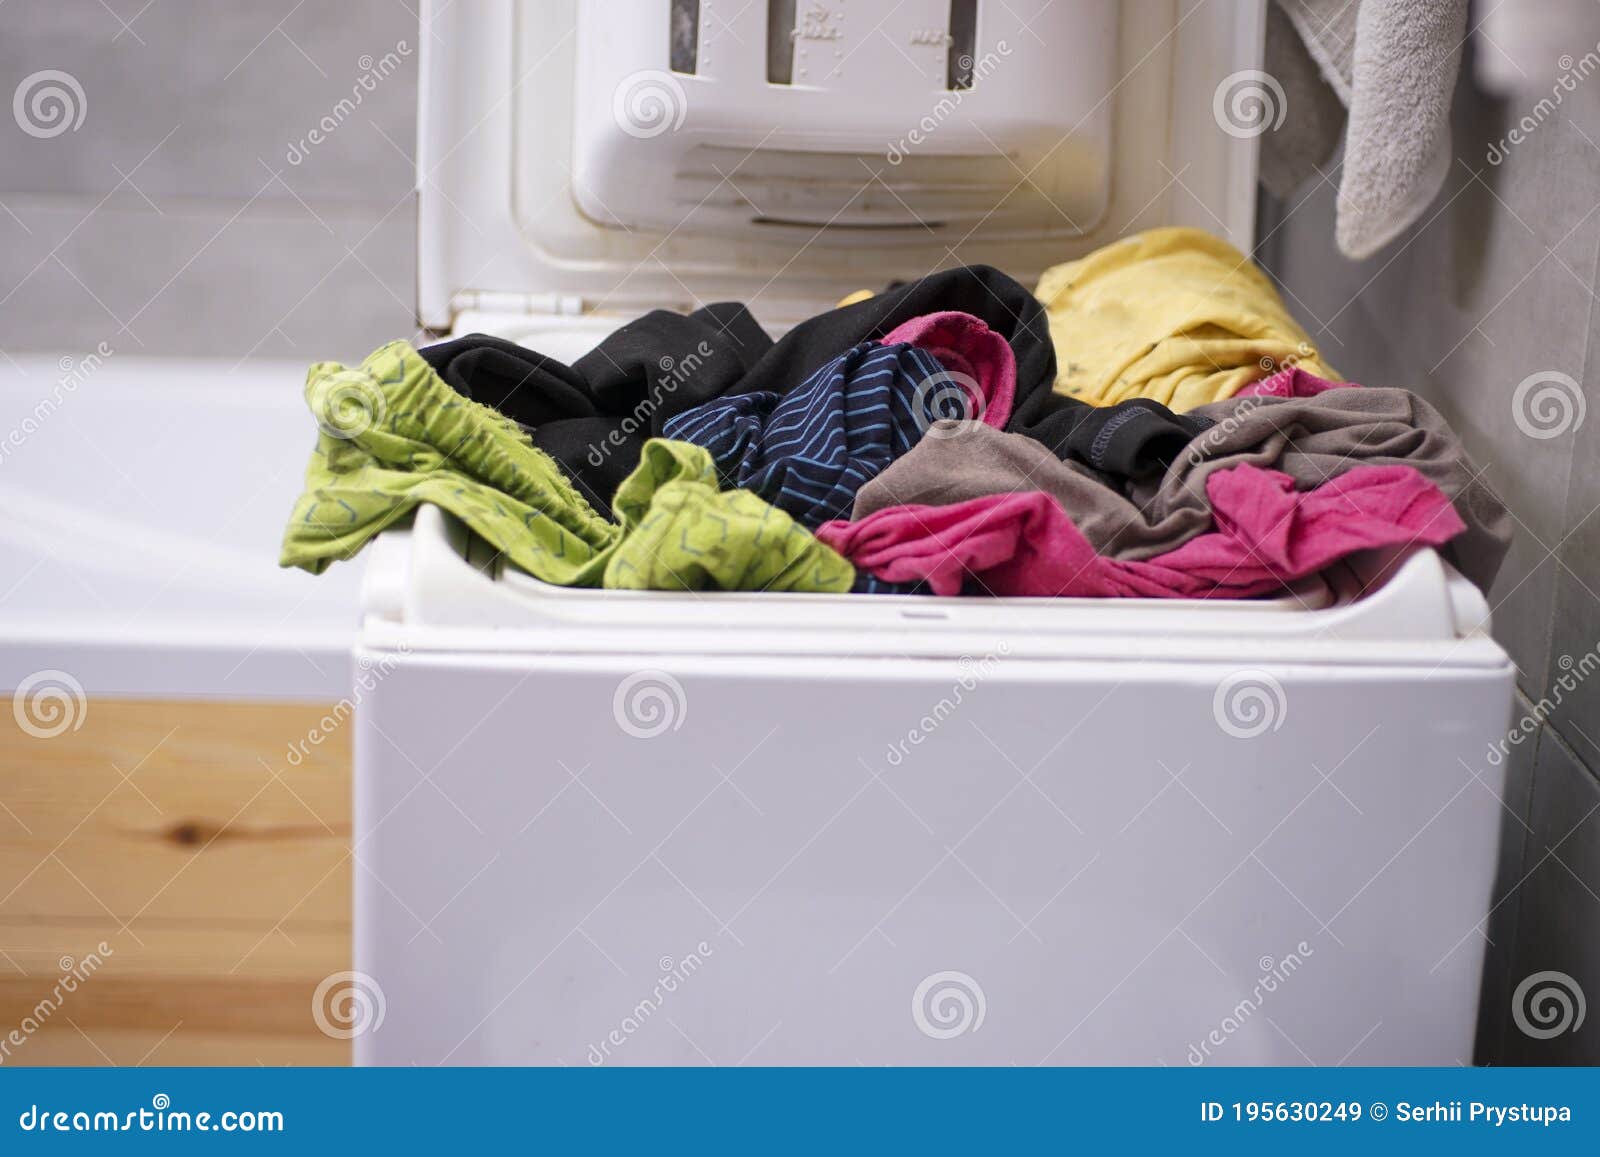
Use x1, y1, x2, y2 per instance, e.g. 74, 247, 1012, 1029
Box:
1257, 3, 1348, 202
1267, 0, 1468, 260
279, 341, 853, 594
1034, 227, 1337, 410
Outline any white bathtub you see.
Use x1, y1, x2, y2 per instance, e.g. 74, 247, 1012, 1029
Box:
0, 354, 363, 701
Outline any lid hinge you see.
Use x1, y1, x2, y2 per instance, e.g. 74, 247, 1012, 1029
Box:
449, 289, 588, 318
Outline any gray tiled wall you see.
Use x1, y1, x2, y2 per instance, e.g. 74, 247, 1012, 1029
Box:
1260, 69, 1600, 1065
0, 0, 420, 363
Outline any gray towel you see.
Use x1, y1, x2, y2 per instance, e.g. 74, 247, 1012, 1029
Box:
1258, 4, 1347, 201
1266, 0, 1468, 260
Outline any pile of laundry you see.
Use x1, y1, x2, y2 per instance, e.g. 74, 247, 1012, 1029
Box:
279, 227, 1511, 599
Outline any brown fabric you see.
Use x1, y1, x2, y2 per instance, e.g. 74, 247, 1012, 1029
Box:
852, 423, 1210, 562
851, 387, 1511, 592
1164, 390, 1510, 590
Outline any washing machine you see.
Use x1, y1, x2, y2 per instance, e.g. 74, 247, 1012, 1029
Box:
350, 0, 1516, 1065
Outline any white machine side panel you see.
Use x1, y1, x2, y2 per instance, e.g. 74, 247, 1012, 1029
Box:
354, 650, 1511, 1066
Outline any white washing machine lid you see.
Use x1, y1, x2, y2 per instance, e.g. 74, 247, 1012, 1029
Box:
417, 0, 1268, 329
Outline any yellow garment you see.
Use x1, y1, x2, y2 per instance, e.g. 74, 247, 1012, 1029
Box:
835, 288, 876, 307
1035, 227, 1338, 411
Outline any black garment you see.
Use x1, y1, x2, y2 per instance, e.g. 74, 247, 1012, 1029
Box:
574, 301, 772, 416
422, 270, 1063, 510
810, 269, 1205, 482
729, 266, 1062, 424
421, 303, 770, 511
1014, 394, 1215, 481
418, 334, 597, 425
422, 267, 1191, 509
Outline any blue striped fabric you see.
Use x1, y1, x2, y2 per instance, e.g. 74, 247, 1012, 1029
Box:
661, 341, 949, 529
852, 570, 929, 595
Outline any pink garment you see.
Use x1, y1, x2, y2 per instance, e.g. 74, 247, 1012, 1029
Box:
1236, 365, 1352, 399
880, 311, 1015, 428
815, 463, 1465, 598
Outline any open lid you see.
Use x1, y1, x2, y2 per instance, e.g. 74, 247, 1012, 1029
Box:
417, 0, 1269, 329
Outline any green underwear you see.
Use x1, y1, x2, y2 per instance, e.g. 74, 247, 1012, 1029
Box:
279, 340, 855, 594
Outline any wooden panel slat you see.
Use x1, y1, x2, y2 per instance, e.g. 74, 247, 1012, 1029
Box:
0, 698, 351, 926
0, 697, 359, 1065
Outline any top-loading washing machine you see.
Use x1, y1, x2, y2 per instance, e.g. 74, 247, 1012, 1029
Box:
349, 0, 1516, 1065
